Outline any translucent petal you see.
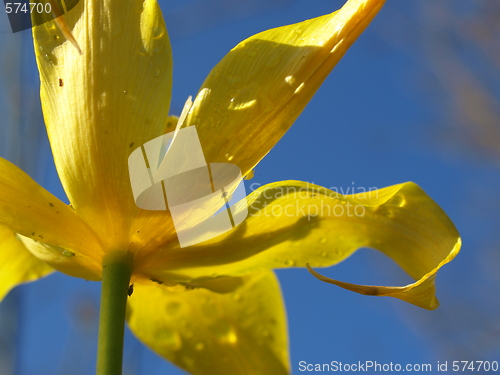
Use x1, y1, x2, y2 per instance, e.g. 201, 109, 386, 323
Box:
32, 0, 173, 249
0, 157, 102, 259
0, 225, 53, 301
127, 271, 289, 375
185, 0, 385, 176
134, 181, 460, 309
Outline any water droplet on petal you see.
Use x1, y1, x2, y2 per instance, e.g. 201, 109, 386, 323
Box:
212, 321, 237, 344
244, 169, 255, 180
156, 328, 182, 351
153, 44, 164, 54
62, 250, 75, 258
182, 355, 195, 371
155, 68, 160, 77
285, 75, 295, 85
195, 342, 205, 351
294, 82, 305, 94
153, 24, 165, 39
319, 237, 327, 244
284, 259, 295, 267
392, 195, 406, 207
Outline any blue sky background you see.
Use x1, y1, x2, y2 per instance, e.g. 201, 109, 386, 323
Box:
1, 0, 499, 374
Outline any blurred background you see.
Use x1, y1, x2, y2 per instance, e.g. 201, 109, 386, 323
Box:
1, 0, 499, 373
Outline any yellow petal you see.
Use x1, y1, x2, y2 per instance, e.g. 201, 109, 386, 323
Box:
306, 239, 459, 310
0, 225, 53, 301
32, 0, 173, 249
18, 236, 101, 281
134, 181, 460, 309
185, 0, 385, 176
127, 271, 289, 375
0, 157, 102, 260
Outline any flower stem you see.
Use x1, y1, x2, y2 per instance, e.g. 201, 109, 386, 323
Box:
96, 253, 133, 375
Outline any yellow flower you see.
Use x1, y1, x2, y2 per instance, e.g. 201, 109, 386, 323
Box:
0, 0, 460, 374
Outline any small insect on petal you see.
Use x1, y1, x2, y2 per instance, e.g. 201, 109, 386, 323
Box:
128, 284, 134, 296
59, 78, 63, 87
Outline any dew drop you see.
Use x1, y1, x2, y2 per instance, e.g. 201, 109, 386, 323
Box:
284, 259, 295, 267
62, 250, 75, 258
232, 293, 242, 302
244, 170, 255, 180
212, 321, 237, 344
225, 153, 234, 161
153, 44, 164, 54
43, 53, 53, 63
285, 75, 295, 85
156, 328, 182, 351
392, 195, 406, 207
154, 68, 160, 77
319, 237, 328, 244
195, 342, 205, 351
153, 24, 165, 39
294, 82, 305, 94
182, 355, 195, 371
377, 207, 394, 218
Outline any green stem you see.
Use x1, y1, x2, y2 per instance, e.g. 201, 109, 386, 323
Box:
96, 253, 133, 375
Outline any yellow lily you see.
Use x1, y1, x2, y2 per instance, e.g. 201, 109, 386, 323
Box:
0, 0, 461, 374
